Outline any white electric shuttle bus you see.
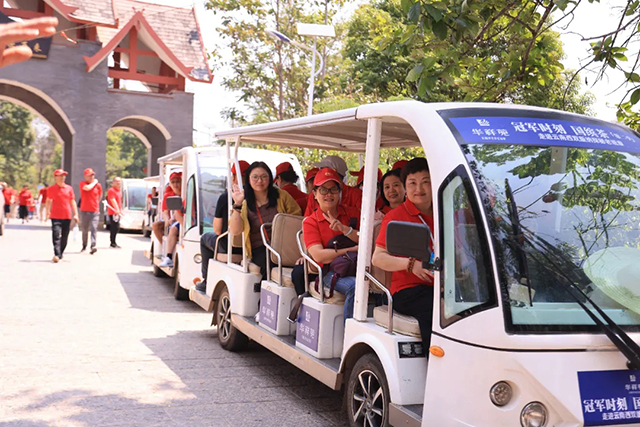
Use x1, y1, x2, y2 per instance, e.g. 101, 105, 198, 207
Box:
147, 146, 304, 301
193, 100, 640, 426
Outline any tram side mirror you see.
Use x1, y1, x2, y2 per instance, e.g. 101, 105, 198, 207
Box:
386, 221, 432, 269
165, 196, 183, 212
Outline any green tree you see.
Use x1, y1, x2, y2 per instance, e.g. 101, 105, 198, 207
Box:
106, 129, 147, 179
0, 101, 35, 187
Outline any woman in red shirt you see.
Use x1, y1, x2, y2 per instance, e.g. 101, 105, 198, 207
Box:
372, 158, 435, 347
302, 168, 360, 322
378, 169, 406, 215
18, 185, 32, 223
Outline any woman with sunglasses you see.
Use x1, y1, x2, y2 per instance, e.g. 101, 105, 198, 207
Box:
302, 168, 361, 323
229, 161, 301, 278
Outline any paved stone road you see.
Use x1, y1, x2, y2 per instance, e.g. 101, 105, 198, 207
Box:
0, 223, 347, 427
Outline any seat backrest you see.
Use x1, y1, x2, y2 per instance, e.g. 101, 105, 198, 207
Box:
232, 233, 242, 248
270, 213, 304, 267
370, 221, 392, 291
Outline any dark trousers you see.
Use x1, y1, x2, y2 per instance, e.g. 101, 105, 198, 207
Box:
393, 285, 434, 348
51, 219, 71, 257
291, 264, 318, 296
252, 245, 268, 280
19, 205, 28, 219
200, 232, 241, 284
108, 215, 120, 244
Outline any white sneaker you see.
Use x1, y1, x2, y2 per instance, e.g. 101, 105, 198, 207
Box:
158, 257, 174, 268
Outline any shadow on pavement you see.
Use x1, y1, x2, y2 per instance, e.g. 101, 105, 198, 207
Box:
116, 272, 203, 314
5, 223, 49, 231
131, 250, 151, 267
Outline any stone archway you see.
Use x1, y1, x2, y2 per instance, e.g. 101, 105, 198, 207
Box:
0, 79, 75, 177
110, 115, 171, 176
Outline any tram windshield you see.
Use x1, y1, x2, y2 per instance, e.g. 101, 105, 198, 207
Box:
446, 112, 640, 332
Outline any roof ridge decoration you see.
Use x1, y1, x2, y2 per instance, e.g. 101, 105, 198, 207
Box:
46, 0, 119, 28
83, 8, 213, 83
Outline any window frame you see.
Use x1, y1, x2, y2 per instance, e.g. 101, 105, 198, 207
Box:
438, 164, 498, 328
184, 174, 198, 233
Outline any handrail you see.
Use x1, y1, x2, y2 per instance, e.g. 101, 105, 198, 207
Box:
260, 223, 281, 285
365, 271, 394, 335
296, 230, 324, 302
213, 230, 230, 262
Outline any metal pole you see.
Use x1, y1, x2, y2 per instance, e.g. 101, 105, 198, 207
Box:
307, 37, 317, 116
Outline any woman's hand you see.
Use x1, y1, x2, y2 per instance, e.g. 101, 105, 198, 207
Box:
374, 211, 385, 221
295, 257, 304, 265
411, 260, 434, 283
231, 184, 245, 205
323, 210, 348, 234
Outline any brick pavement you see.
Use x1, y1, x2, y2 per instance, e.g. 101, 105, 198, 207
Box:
0, 223, 347, 427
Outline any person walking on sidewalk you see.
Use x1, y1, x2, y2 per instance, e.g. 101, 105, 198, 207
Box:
46, 169, 79, 263
106, 177, 123, 248
3, 184, 15, 223
18, 184, 32, 223
38, 184, 48, 222
79, 168, 102, 254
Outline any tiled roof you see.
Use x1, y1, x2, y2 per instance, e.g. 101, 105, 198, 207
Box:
57, 0, 117, 26
97, 0, 211, 82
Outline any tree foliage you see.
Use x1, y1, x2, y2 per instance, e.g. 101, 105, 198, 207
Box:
106, 129, 147, 179
0, 101, 35, 188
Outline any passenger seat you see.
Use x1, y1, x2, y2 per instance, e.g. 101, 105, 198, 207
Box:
371, 221, 421, 338
266, 214, 303, 286
215, 232, 243, 264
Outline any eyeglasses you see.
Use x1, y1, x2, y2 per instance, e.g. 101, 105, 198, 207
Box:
170, 180, 181, 184
317, 186, 340, 195
250, 174, 269, 182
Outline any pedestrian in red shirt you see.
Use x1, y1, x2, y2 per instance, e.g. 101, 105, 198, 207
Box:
3, 185, 15, 222
18, 184, 32, 223
79, 168, 102, 254
274, 161, 307, 212
46, 169, 79, 262
38, 184, 48, 222
373, 158, 435, 348
106, 177, 123, 248
303, 156, 363, 216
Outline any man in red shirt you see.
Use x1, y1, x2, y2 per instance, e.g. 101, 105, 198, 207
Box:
373, 157, 435, 348
303, 156, 363, 216
79, 168, 102, 254
18, 184, 32, 223
38, 184, 48, 222
3, 184, 15, 222
106, 177, 123, 248
304, 167, 319, 193
274, 161, 307, 212
46, 169, 79, 262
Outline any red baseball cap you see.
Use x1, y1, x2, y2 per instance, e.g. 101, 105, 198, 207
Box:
314, 168, 343, 187
231, 160, 250, 176
84, 168, 95, 176
169, 171, 182, 181
305, 167, 319, 183
392, 160, 408, 171
53, 169, 68, 176
275, 162, 293, 178
350, 166, 382, 186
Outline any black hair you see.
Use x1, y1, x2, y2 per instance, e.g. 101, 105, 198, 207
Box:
244, 161, 280, 212
401, 157, 429, 185
380, 169, 402, 207
277, 168, 299, 184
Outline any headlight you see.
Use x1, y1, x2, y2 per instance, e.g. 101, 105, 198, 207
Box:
520, 401, 547, 427
194, 254, 202, 264
489, 381, 512, 407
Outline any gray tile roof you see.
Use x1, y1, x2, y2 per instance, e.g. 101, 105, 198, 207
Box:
61, 0, 117, 26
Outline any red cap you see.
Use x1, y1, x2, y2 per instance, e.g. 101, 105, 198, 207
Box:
350, 167, 382, 186
275, 162, 293, 178
392, 160, 408, 171
231, 160, 250, 176
169, 171, 182, 181
305, 167, 320, 182
313, 168, 343, 187
53, 169, 68, 176
84, 168, 95, 176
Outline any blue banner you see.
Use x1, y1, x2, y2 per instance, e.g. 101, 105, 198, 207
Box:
448, 116, 640, 154
578, 370, 640, 425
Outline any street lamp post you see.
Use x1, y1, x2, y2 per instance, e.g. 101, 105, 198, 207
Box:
266, 24, 335, 116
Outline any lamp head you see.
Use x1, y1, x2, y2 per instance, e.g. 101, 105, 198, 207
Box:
265, 29, 292, 43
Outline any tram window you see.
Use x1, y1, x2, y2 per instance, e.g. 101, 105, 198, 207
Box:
185, 175, 198, 231
441, 173, 492, 323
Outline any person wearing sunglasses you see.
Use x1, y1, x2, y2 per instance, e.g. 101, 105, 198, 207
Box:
229, 161, 301, 279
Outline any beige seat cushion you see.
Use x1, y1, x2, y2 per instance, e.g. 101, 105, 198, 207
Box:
270, 267, 294, 288
216, 253, 242, 264
309, 280, 346, 305
248, 261, 261, 276
373, 305, 421, 338
269, 214, 304, 266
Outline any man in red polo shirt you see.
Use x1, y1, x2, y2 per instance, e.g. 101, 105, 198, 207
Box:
18, 184, 32, 223
38, 183, 48, 222
3, 184, 15, 222
373, 157, 435, 348
106, 177, 123, 248
274, 161, 307, 212
303, 156, 363, 216
46, 169, 79, 262
79, 168, 102, 254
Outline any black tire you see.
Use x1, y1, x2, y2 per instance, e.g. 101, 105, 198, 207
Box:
153, 264, 167, 278
173, 257, 189, 300
346, 353, 390, 427
215, 287, 248, 351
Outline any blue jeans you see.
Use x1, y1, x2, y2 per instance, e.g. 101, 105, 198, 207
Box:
323, 271, 356, 323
